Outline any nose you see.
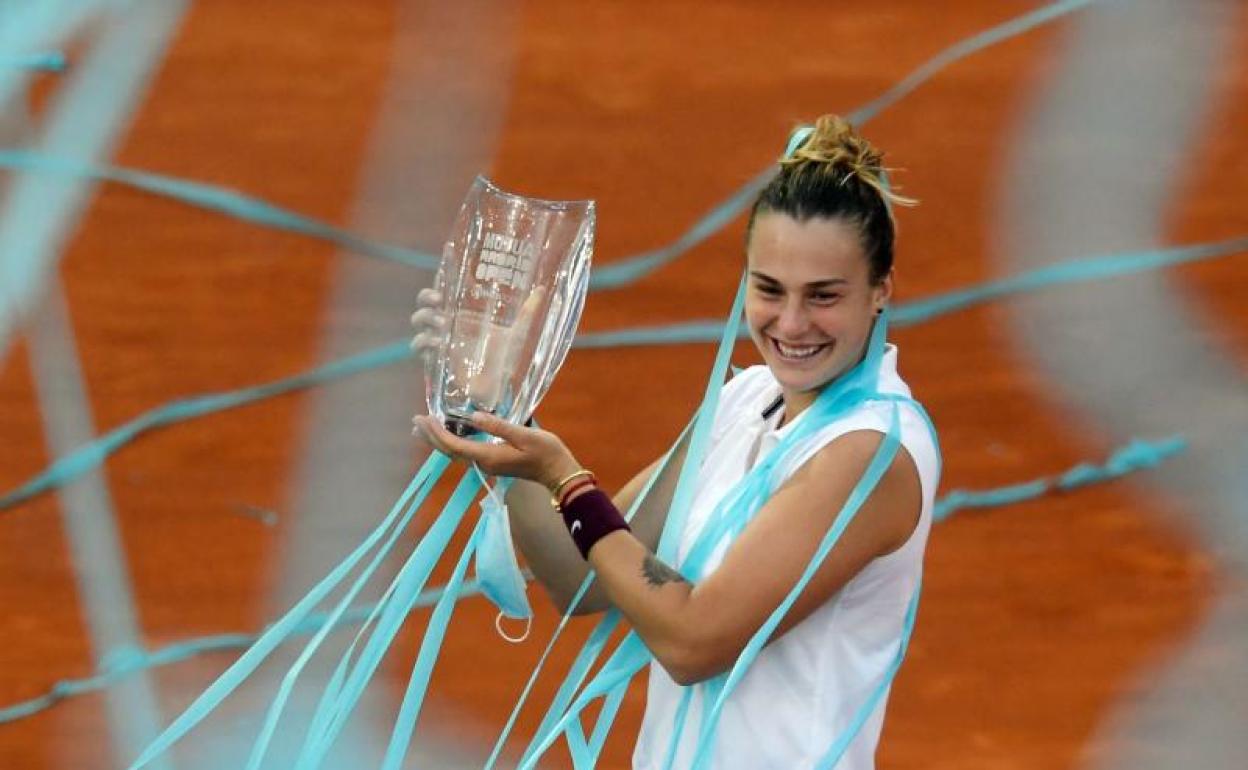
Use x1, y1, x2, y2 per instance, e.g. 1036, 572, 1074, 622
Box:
773, 298, 809, 339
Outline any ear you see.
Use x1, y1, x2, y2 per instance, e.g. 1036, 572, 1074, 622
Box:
872, 269, 895, 312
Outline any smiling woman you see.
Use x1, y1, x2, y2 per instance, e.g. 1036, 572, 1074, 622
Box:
412, 114, 940, 770
746, 215, 888, 406
744, 115, 915, 415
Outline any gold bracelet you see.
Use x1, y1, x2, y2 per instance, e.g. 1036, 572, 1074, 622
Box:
549, 469, 595, 508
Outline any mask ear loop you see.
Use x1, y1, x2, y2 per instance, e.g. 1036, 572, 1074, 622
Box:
495, 612, 532, 644
472, 460, 505, 508
472, 461, 533, 644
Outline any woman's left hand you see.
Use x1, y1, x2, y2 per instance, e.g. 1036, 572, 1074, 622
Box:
412, 412, 581, 489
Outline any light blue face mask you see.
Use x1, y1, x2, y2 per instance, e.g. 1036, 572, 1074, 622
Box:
471, 471, 533, 642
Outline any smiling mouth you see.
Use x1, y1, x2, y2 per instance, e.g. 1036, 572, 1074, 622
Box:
769, 336, 832, 362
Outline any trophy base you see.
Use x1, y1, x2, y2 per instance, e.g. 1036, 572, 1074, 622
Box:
443, 414, 479, 437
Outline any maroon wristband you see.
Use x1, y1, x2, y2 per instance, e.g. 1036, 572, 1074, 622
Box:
561, 488, 630, 559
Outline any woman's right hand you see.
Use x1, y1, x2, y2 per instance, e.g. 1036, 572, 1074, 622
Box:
409, 287, 447, 361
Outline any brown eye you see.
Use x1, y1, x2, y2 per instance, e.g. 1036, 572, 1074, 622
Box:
810, 292, 841, 304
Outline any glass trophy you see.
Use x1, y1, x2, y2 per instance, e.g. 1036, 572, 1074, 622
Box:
426, 176, 594, 436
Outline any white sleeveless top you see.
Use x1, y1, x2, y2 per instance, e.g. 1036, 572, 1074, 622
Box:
633, 344, 940, 770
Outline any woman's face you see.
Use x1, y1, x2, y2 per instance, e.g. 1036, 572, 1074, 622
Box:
745, 213, 892, 396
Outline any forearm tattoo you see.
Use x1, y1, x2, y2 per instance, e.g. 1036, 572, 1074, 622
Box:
641, 553, 688, 588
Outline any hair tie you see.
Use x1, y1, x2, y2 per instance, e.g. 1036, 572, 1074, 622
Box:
783, 125, 814, 160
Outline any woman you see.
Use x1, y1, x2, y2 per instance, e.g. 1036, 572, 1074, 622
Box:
412, 114, 940, 770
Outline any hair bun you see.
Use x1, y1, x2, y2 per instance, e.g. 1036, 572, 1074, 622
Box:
781, 115, 916, 209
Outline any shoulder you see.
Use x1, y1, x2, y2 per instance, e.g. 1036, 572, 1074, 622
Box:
795, 428, 918, 489
789, 429, 923, 555
795, 394, 939, 489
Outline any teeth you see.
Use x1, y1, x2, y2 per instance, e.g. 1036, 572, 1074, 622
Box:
775, 340, 824, 359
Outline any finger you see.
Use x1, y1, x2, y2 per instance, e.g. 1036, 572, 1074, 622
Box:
409, 307, 445, 330
411, 418, 430, 446
410, 331, 439, 352
415, 416, 497, 464
416, 288, 443, 307
469, 411, 528, 444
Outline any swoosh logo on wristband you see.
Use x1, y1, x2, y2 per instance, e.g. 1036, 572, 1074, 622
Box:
570, 520, 582, 536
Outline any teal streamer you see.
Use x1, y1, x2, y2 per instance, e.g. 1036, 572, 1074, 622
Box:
381, 518, 485, 770
516, 633, 652, 769
503, 269, 750, 768
0, 574, 495, 726
2, 235, 1232, 530
487, 419, 698, 770
0, 341, 409, 511
0, 1, 1173, 758
575, 320, 743, 350
587, 169, 773, 290
892, 237, 1248, 327
783, 126, 816, 159
659, 687, 694, 770
241, 461, 471, 770
587, 681, 628, 764
0, 0, 1097, 295
516, 285, 859, 767
504, 611, 623, 770
514, 310, 938, 768
3, 52, 67, 72
576, 236, 1248, 349
2, 0, 1199, 763
0, 150, 437, 269
657, 274, 749, 562
666, 327, 908, 767
1, 429, 1187, 728
124, 453, 449, 769
0, 0, 1180, 517
846, 0, 1098, 125
815, 581, 921, 770
934, 435, 1188, 521
290, 467, 482, 769
690, 407, 904, 770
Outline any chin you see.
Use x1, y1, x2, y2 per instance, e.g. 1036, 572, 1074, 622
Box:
773, 369, 832, 393
765, 358, 835, 391
767, 354, 853, 394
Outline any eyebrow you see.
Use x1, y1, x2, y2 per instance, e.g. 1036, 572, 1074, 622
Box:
748, 271, 849, 289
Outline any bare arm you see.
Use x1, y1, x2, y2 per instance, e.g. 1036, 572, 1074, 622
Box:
411, 413, 921, 687
506, 428, 691, 615
581, 430, 921, 684
410, 287, 691, 615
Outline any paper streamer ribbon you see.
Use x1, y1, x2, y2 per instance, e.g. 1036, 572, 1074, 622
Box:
0, 0, 1101, 293
0, 432, 1185, 727
3, 235, 1239, 516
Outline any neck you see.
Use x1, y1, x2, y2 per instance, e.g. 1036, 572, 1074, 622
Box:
777, 388, 815, 428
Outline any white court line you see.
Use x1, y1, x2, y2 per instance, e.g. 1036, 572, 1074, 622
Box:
995, 0, 1248, 766
8, 2, 191, 768
263, 1, 518, 766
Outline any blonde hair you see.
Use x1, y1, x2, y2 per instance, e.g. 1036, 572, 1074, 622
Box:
748, 114, 913, 284
780, 114, 916, 212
